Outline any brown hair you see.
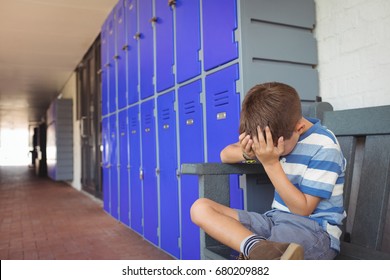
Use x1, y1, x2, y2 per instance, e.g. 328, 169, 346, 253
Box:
239, 82, 302, 144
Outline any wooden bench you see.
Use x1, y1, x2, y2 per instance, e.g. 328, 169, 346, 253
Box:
181, 105, 390, 260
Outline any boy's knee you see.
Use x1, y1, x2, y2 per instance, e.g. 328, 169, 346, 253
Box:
190, 198, 211, 224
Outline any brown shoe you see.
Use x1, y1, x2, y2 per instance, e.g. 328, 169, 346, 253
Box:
247, 240, 304, 260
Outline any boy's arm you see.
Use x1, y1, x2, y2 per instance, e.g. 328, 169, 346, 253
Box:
220, 133, 256, 163
253, 126, 321, 216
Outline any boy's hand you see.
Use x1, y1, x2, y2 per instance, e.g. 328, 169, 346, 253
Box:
239, 132, 255, 159
252, 126, 285, 167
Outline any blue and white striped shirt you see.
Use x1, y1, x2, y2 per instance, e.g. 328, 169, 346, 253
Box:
272, 118, 347, 252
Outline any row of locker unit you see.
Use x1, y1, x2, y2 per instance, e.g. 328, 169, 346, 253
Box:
101, 0, 239, 115
102, 64, 243, 260
100, 0, 318, 259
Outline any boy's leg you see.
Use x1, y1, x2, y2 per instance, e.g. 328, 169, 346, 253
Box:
190, 198, 253, 252
266, 211, 337, 260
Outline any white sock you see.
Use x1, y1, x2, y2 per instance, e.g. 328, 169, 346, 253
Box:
240, 234, 264, 257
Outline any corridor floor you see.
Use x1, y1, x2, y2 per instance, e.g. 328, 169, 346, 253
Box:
0, 166, 173, 260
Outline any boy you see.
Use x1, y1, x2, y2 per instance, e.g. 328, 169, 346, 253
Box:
190, 82, 346, 260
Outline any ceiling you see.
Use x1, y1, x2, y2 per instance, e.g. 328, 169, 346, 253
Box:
0, 0, 117, 131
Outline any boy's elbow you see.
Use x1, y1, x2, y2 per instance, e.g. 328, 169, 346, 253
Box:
220, 150, 228, 163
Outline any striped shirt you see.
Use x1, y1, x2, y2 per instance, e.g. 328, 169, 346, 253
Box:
272, 118, 347, 252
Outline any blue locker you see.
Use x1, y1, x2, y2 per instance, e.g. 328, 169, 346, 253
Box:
139, 0, 154, 100
107, 10, 117, 113
101, 19, 109, 116
202, 0, 238, 71
157, 91, 180, 258
119, 110, 130, 226
141, 100, 158, 245
115, 0, 128, 109
128, 105, 143, 235
108, 57, 117, 113
126, 0, 139, 105
107, 9, 116, 62
176, 0, 201, 83
102, 117, 110, 213
205, 64, 243, 209
178, 80, 203, 259
155, 0, 174, 92
109, 114, 119, 219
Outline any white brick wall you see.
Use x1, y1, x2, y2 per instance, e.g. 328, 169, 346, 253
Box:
315, 0, 390, 110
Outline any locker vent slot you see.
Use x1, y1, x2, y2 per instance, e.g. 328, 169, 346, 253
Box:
250, 18, 312, 31
130, 117, 138, 129
120, 121, 127, 132
144, 113, 153, 125
109, 20, 114, 34
162, 108, 171, 120
117, 7, 123, 23
184, 101, 195, 115
252, 57, 314, 67
213, 90, 229, 107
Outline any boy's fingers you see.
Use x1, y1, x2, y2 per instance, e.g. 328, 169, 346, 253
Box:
245, 139, 253, 152
277, 136, 285, 155
257, 126, 266, 145
265, 126, 273, 147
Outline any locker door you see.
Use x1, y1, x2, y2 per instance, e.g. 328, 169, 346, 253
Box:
157, 91, 179, 258
101, 20, 109, 116
119, 110, 130, 226
205, 64, 243, 209
141, 100, 158, 245
128, 105, 143, 234
109, 114, 119, 219
176, 0, 201, 83
116, 0, 128, 109
108, 11, 118, 113
155, 1, 174, 92
139, 0, 154, 100
126, 0, 139, 105
202, 0, 238, 71
178, 79, 203, 260
102, 117, 110, 213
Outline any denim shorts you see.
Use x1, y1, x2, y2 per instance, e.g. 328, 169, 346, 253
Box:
237, 209, 337, 260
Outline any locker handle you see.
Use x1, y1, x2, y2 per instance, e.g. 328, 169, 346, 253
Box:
104, 63, 110, 68
97, 68, 103, 75
140, 169, 144, 180
113, 55, 120, 60
122, 44, 129, 51
217, 112, 227, 120
149, 17, 158, 23
168, 0, 176, 7
134, 32, 141, 40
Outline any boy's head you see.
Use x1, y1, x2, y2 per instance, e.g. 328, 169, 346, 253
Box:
239, 82, 302, 144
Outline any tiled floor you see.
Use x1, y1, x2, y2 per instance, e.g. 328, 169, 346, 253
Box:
0, 166, 173, 260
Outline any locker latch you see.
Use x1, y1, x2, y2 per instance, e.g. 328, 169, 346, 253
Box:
134, 33, 141, 40
217, 112, 227, 120
149, 17, 158, 24
168, 0, 176, 7
139, 169, 144, 180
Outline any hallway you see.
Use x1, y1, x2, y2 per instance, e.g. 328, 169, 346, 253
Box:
0, 166, 173, 260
